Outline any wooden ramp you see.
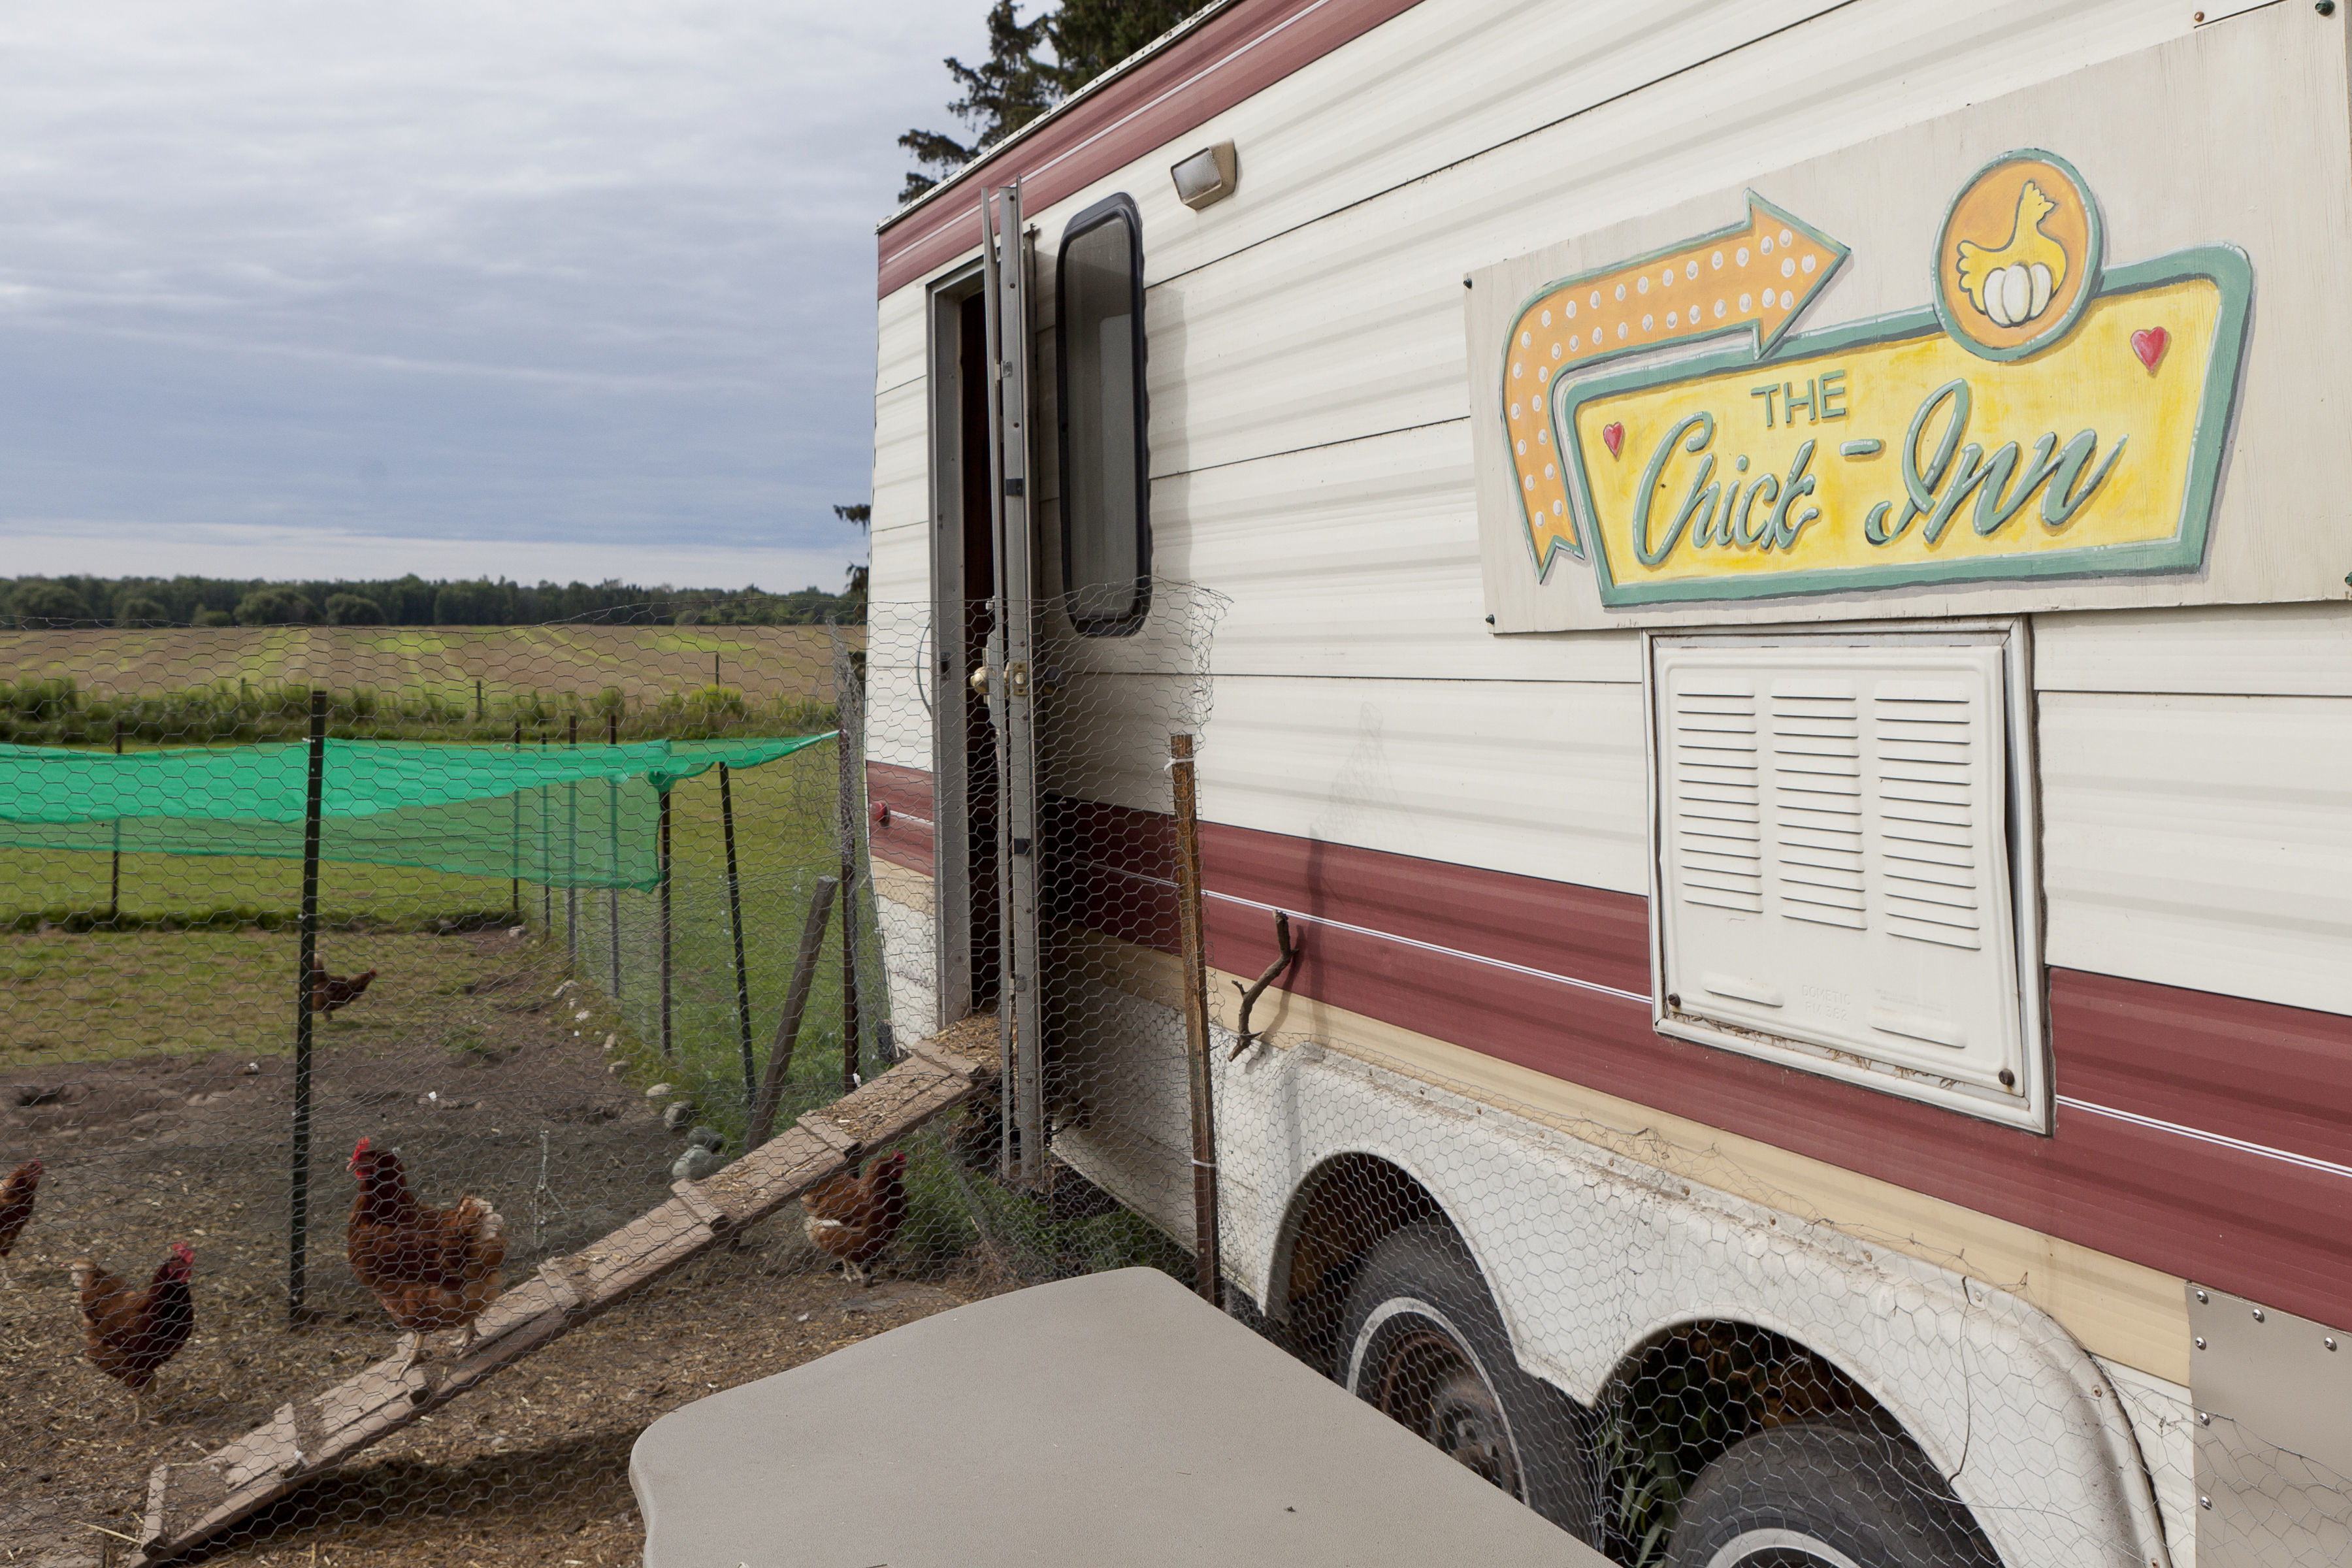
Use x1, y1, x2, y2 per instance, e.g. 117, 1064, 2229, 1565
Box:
131, 1021, 998, 1565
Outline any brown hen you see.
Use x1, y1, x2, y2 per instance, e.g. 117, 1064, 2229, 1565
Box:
347, 1137, 505, 1377
802, 1150, 906, 1286
0, 1158, 39, 1286
309, 953, 377, 1017
73, 1241, 195, 1424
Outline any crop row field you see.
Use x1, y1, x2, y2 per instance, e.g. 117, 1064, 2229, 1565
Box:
1, 623, 864, 744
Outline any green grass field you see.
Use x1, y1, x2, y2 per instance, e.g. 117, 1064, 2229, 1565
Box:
0, 738, 874, 1143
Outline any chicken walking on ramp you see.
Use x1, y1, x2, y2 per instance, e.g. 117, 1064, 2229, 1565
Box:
347, 1138, 506, 1379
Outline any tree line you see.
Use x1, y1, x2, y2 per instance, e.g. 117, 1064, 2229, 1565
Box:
2, 574, 864, 630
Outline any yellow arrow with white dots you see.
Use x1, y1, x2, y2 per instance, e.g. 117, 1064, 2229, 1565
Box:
1503, 193, 1849, 574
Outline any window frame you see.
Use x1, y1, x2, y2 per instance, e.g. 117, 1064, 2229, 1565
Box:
1641, 618, 2051, 1132
1054, 192, 1151, 638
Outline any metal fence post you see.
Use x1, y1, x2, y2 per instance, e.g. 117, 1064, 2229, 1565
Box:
566, 714, 579, 967
288, 688, 327, 1322
108, 720, 123, 923
659, 785, 673, 1060
607, 710, 621, 996
838, 728, 860, 1094
721, 762, 755, 1108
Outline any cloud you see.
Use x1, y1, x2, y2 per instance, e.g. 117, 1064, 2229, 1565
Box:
0, 0, 985, 583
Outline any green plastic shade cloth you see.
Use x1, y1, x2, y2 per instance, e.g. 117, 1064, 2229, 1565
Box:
0, 734, 834, 889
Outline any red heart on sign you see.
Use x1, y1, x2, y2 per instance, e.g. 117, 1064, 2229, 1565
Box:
2131, 327, 2168, 372
1603, 421, 1625, 458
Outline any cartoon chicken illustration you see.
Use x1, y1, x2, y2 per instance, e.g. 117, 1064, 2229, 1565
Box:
1955, 180, 2068, 327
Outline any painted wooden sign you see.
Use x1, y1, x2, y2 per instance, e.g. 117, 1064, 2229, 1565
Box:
1501, 152, 2251, 606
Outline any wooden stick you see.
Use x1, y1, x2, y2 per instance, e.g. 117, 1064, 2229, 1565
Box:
748, 875, 838, 1149
1169, 732, 1220, 1307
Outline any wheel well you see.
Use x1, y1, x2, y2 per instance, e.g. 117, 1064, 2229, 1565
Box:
1267, 1152, 1446, 1377
1593, 1319, 1927, 1563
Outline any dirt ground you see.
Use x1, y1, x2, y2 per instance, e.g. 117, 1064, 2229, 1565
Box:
0, 927, 992, 1567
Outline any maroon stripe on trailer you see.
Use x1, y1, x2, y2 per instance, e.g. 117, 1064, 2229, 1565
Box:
2052, 970, 2352, 1171
876, 0, 1429, 298
1198, 828, 2352, 1328
864, 761, 935, 875
1047, 794, 1181, 955
1201, 822, 1652, 1001
887, 767, 2352, 1328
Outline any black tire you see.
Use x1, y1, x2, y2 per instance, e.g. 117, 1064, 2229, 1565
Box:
1338, 1224, 1596, 1540
1662, 1422, 1999, 1568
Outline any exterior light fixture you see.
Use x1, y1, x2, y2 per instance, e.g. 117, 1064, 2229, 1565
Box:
1171, 142, 1238, 210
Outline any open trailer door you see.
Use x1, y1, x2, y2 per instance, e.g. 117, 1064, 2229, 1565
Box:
980, 179, 1047, 1185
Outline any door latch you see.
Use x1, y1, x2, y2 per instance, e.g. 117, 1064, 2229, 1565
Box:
1005, 661, 1030, 697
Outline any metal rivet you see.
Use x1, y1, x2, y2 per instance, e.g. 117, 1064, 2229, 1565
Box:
2321, 1, 2338, 16
2252, 1307, 2265, 1322
2200, 1495, 2213, 1510
2195, 1288, 2210, 1303
1665, 992, 1681, 1009
1998, 1067, 2016, 1088
2198, 1411, 2211, 1425
2195, 1336, 2207, 1349
2328, 1337, 2338, 1351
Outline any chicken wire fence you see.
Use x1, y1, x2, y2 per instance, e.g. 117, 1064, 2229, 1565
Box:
0, 596, 2315, 1568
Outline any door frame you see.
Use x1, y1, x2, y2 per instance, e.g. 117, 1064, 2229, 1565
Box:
925, 258, 987, 1032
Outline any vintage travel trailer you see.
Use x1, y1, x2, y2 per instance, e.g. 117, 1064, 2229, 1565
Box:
862, 3, 2351, 1565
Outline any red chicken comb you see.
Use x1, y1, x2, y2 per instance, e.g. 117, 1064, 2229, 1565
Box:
169, 1241, 195, 1265
353, 1137, 372, 1156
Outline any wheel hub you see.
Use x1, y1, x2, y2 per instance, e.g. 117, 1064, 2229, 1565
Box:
1365, 1324, 1520, 1496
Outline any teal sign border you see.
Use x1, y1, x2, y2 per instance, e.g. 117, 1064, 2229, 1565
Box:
1551, 245, 2251, 608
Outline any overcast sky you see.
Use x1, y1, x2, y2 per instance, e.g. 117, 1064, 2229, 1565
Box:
0, 1, 987, 591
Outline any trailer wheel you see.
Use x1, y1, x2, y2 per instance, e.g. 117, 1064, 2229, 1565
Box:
1339, 1224, 1593, 1537
1662, 1422, 1997, 1567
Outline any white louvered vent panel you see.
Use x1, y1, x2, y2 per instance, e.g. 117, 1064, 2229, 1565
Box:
1671, 681, 1762, 913
1769, 682, 1864, 930
1874, 680, 1984, 951
1653, 638, 2033, 1126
